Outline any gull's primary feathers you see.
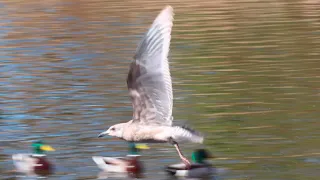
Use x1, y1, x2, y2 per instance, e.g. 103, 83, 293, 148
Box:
128, 5, 173, 126
99, 6, 204, 167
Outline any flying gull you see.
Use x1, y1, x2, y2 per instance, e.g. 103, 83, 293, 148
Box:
98, 6, 204, 167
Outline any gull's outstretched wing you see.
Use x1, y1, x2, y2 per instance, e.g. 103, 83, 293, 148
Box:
127, 6, 174, 126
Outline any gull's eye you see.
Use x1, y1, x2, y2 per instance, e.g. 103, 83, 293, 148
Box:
111, 127, 115, 131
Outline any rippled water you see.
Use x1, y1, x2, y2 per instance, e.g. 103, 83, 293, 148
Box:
0, 0, 319, 179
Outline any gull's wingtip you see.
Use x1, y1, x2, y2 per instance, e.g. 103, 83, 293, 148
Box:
164, 5, 173, 12
159, 5, 174, 17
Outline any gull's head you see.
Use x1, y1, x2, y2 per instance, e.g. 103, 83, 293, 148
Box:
98, 123, 125, 138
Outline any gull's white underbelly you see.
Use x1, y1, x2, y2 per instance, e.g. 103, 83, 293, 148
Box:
122, 125, 203, 144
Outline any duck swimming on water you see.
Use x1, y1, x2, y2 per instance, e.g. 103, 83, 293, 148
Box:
12, 140, 55, 177
165, 149, 214, 178
92, 143, 149, 178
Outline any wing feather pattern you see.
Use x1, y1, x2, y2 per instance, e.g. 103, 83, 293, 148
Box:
127, 6, 174, 126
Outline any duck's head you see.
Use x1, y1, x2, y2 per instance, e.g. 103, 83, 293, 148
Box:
128, 142, 149, 155
32, 140, 55, 155
191, 149, 213, 163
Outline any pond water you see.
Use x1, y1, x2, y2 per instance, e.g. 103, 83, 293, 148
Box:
0, 0, 319, 179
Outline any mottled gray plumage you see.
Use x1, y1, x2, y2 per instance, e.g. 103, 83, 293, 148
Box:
99, 6, 204, 167
127, 5, 173, 126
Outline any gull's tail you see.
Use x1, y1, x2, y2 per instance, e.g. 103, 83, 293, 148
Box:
171, 125, 204, 144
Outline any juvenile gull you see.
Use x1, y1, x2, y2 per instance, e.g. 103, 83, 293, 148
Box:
98, 6, 204, 167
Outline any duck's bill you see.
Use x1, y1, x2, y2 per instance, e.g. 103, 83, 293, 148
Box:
207, 153, 215, 159
40, 145, 55, 151
204, 152, 214, 159
135, 144, 150, 150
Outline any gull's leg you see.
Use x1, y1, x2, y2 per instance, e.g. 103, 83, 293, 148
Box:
174, 143, 191, 168
169, 137, 191, 169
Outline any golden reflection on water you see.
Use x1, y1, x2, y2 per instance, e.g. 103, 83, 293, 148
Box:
0, 0, 319, 179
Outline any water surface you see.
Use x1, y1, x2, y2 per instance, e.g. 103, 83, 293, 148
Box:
0, 0, 319, 179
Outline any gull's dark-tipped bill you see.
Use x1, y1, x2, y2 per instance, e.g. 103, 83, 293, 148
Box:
98, 132, 106, 138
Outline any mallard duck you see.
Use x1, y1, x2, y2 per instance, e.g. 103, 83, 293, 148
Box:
12, 140, 55, 176
92, 143, 149, 178
165, 149, 214, 178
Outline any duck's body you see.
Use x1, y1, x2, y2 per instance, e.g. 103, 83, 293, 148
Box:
165, 149, 214, 178
12, 154, 53, 176
93, 155, 143, 176
12, 141, 55, 176
165, 162, 213, 178
92, 143, 148, 178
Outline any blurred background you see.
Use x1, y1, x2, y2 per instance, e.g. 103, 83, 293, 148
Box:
0, 0, 319, 179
